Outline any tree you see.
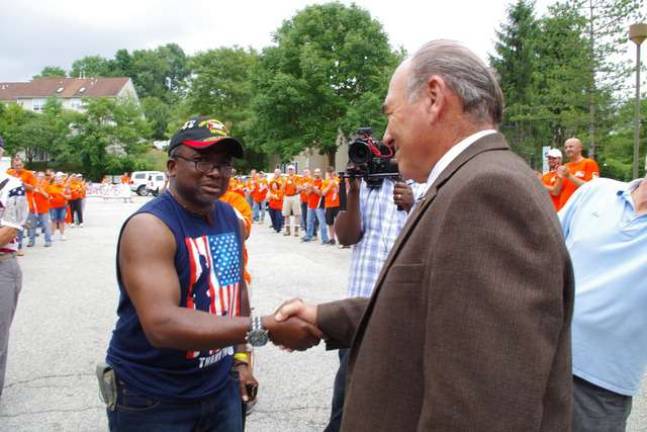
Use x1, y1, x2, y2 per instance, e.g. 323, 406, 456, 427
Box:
187, 47, 259, 135
33, 66, 66, 79
130, 44, 189, 102
63, 98, 151, 180
0, 103, 32, 155
598, 98, 647, 180
69, 55, 115, 78
571, 0, 645, 158
532, 3, 592, 148
489, 0, 540, 163
141, 96, 171, 140
252, 3, 400, 163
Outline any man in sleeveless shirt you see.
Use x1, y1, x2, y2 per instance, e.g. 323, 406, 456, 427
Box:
105, 117, 322, 431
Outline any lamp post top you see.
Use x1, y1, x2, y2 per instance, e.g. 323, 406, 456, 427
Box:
629, 23, 647, 45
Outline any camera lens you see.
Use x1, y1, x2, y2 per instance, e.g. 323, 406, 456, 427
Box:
349, 140, 370, 164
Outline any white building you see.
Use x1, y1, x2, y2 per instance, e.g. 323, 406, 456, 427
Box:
0, 77, 139, 112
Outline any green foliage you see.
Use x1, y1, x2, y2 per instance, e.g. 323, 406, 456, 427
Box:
61, 98, 151, 179
70, 55, 116, 78
0, 103, 33, 155
570, 0, 645, 157
490, 0, 542, 163
252, 2, 400, 160
187, 47, 259, 134
141, 97, 171, 140
129, 44, 189, 102
33, 66, 66, 79
599, 98, 647, 180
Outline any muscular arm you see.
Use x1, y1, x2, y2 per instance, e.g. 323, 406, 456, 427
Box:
334, 180, 362, 245
120, 213, 252, 351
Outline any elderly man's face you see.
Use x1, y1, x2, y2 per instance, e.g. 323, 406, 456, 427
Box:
564, 139, 582, 159
382, 63, 432, 182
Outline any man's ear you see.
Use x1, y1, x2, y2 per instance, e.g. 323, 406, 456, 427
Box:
424, 75, 447, 123
167, 159, 177, 177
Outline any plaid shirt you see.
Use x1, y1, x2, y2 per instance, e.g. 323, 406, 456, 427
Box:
347, 179, 424, 298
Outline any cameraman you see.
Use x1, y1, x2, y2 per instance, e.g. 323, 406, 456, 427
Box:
325, 172, 421, 432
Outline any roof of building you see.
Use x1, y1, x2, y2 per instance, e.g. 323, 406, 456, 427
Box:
0, 77, 132, 100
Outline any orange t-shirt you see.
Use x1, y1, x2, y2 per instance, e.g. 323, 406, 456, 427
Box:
47, 184, 68, 208
541, 171, 560, 211
268, 178, 284, 210
228, 178, 244, 197
219, 191, 253, 285
308, 178, 323, 209
251, 178, 268, 203
283, 175, 299, 196
558, 158, 599, 210
323, 177, 341, 208
32, 180, 50, 214
69, 180, 83, 200
300, 176, 312, 203
120, 175, 130, 184
7, 169, 37, 212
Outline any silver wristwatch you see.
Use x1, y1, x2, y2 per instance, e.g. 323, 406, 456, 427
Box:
246, 316, 269, 347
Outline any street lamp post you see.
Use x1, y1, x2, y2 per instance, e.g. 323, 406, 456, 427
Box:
629, 23, 647, 179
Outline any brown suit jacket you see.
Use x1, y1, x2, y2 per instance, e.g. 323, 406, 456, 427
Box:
318, 133, 574, 431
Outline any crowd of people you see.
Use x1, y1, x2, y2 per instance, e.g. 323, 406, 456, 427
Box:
227, 165, 344, 245
6, 155, 88, 253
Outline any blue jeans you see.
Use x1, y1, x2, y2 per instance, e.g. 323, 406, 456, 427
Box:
49, 207, 66, 223
269, 208, 283, 232
305, 208, 328, 243
252, 200, 265, 222
300, 202, 308, 230
107, 373, 242, 432
28, 213, 52, 245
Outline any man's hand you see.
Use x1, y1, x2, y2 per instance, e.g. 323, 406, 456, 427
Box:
235, 363, 258, 403
556, 165, 569, 179
393, 181, 415, 212
262, 312, 322, 351
275, 298, 318, 324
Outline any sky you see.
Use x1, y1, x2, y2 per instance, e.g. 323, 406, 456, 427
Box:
0, 0, 574, 82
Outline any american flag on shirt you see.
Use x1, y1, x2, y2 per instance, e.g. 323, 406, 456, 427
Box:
184, 232, 241, 359
0, 173, 28, 254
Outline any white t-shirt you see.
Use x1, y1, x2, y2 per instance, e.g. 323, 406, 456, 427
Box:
0, 172, 29, 253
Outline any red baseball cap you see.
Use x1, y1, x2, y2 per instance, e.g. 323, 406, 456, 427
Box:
169, 116, 244, 158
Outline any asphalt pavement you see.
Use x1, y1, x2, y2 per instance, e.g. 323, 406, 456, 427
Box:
0, 196, 644, 431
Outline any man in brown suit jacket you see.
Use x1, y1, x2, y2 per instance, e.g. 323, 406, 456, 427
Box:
276, 40, 574, 431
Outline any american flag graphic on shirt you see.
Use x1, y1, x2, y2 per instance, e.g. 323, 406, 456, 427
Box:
184, 232, 241, 360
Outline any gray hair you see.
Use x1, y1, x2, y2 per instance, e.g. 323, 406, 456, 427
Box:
406, 40, 504, 125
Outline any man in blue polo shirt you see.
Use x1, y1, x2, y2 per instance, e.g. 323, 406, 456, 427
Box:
559, 176, 647, 432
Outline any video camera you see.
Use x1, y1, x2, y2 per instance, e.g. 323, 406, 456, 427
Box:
341, 127, 399, 189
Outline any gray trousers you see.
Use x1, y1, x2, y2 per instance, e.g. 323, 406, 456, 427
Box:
0, 256, 22, 399
573, 375, 633, 432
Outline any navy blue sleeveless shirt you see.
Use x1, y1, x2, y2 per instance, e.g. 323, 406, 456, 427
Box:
106, 191, 243, 401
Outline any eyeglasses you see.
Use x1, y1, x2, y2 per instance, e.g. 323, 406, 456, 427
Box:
173, 155, 233, 175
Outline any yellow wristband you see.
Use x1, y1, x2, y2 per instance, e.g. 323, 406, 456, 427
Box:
233, 352, 249, 364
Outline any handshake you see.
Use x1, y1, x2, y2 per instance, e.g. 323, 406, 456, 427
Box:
261, 299, 322, 351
